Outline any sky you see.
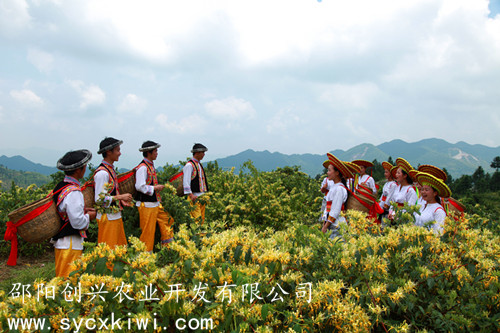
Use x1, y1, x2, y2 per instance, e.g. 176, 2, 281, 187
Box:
1, 0, 500, 168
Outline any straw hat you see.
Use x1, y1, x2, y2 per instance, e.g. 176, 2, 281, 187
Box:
344, 161, 361, 175
390, 166, 398, 179
57, 149, 92, 171
395, 158, 414, 175
98, 137, 123, 154
352, 159, 373, 168
322, 160, 330, 169
418, 164, 447, 182
409, 169, 418, 181
326, 153, 354, 179
415, 172, 451, 198
382, 161, 393, 170
139, 140, 161, 152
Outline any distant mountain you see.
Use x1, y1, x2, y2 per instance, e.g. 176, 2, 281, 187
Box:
0, 165, 52, 190
0, 155, 58, 175
214, 139, 500, 178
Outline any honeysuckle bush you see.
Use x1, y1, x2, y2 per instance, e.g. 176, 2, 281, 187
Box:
1, 163, 500, 331
1, 210, 499, 332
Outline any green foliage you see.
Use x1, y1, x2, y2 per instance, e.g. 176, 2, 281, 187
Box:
0, 165, 51, 190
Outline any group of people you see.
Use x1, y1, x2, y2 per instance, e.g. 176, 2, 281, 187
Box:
320, 153, 453, 237
52, 138, 209, 277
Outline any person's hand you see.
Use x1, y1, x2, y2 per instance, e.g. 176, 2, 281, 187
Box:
321, 221, 330, 233
116, 193, 133, 202
321, 183, 328, 194
85, 208, 97, 220
189, 193, 197, 202
154, 184, 165, 192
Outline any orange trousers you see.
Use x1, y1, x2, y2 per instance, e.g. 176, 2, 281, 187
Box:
97, 215, 127, 248
138, 204, 175, 251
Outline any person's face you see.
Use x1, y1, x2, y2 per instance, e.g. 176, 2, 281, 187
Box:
194, 151, 205, 161
384, 169, 391, 180
108, 146, 121, 162
359, 165, 366, 175
396, 168, 404, 182
421, 185, 437, 203
327, 164, 339, 180
148, 149, 158, 161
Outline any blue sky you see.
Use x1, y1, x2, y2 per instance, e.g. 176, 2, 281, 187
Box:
1, 0, 499, 168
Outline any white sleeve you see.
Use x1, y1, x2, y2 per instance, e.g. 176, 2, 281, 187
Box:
183, 162, 194, 195
432, 208, 447, 233
368, 177, 376, 194
406, 187, 418, 206
135, 166, 154, 195
94, 170, 112, 206
328, 187, 346, 221
61, 191, 90, 230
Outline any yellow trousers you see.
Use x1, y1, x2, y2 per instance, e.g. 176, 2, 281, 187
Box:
188, 197, 206, 225
138, 204, 175, 251
97, 215, 127, 248
55, 238, 82, 277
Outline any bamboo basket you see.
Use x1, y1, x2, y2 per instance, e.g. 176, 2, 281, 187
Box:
446, 197, 465, 217
346, 194, 370, 213
118, 170, 136, 196
81, 183, 95, 208
169, 171, 185, 197
8, 196, 60, 243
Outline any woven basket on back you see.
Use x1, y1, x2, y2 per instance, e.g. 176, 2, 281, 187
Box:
8, 196, 61, 243
118, 170, 136, 197
346, 194, 370, 213
356, 187, 376, 206
81, 183, 95, 208
446, 197, 465, 217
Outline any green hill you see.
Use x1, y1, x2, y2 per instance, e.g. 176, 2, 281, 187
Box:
0, 165, 52, 190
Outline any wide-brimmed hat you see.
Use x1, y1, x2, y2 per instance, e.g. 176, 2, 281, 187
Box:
344, 161, 361, 175
382, 161, 393, 170
416, 172, 451, 198
326, 153, 354, 179
191, 143, 208, 153
57, 149, 92, 171
352, 159, 373, 168
395, 158, 414, 175
98, 137, 123, 154
409, 169, 418, 181
322, 160, 330, 169
390, 166, 398, 179
139, 140, 161, 152
418, 164, 447, 182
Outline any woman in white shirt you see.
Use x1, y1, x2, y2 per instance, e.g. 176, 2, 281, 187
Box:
321, 153, 354, 239
319, 160, 334, 222
388, 158, 418, 219
352, 160, 377, 195
414, 172, 451, 234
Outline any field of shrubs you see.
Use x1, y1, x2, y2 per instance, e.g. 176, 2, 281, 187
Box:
0, 162, 499, 332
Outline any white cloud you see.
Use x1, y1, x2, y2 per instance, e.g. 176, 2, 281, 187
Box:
155, 114, 207, 134
10, 89, 44, 107
319, 83, 381, 110
205, 97, 256, 120
67, 80, 106, 109
117, 94, 147, 114
266, 108, 301, 133
27, 48, 54, 73
0, 0, 31, 37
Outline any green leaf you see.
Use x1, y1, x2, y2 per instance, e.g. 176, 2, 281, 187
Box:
262, 304, 269, 319
234, 245, 243, 263
112, 260, 125, 277
95, 257, 108, 275
245, 246, 252, 265
211, 267, 219, 283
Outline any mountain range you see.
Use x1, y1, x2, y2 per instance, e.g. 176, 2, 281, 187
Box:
1, 139, 499, 180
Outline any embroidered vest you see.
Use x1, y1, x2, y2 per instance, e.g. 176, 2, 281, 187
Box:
94, 162, 119, 207
52, 180, 81, 240
188, 160, 209, 193
135, 159, 160, 202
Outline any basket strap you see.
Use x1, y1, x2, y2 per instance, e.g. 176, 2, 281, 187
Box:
4, 186, 68, 266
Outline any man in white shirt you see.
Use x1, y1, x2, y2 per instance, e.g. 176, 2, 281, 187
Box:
135, 141, 175, 251
52, 149, 96, 277
183, 143, 209, 224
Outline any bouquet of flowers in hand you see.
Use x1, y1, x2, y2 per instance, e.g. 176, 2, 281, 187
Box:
94, 182, 120, 214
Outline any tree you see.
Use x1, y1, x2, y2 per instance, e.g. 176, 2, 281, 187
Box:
491, 156, 500, 172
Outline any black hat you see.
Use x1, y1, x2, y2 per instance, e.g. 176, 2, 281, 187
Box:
191, 143, 208, 153
98, 137, 123, 154
57, 149, 92, 171
139, 140, 161, 152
